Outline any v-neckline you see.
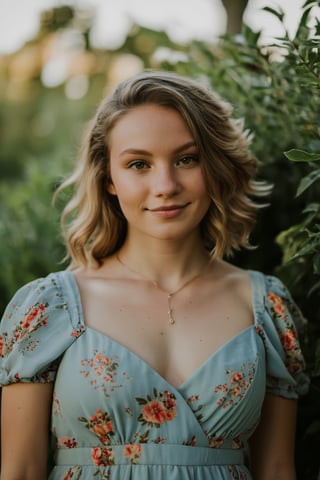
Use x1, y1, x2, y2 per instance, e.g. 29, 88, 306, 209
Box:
84, 322, 256, 390
59, 270, 262, 391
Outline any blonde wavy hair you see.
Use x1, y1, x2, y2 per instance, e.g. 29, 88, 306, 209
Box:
56, 70, 271, 269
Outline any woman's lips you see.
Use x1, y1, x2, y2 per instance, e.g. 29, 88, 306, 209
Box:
147, 204, 189, 218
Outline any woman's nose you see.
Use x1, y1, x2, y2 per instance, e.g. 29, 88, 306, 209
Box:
152, 165, 182, 197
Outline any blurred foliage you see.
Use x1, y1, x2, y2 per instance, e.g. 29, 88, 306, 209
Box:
0, 1, 319, 478
178, 4, 320, 477
40, 6, 75, 33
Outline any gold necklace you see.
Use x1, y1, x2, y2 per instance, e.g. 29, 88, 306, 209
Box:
116, 254, 209, 324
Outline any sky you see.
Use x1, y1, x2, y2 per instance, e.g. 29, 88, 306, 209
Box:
0, 0, 317, 54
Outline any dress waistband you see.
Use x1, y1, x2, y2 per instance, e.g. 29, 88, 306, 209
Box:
55, 444, 245, 466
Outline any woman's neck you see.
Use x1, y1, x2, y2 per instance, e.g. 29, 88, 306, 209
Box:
116, 236, 211, 293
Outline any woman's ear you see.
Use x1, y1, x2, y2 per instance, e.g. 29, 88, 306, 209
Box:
106, 182, 117, 195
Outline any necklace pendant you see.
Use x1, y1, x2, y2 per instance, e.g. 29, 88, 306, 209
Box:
168, 308, 175, 324
167, 293, 175, 324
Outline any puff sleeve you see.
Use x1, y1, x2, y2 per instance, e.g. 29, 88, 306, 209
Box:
258, 274, 310, 399
0, 273, 84, 386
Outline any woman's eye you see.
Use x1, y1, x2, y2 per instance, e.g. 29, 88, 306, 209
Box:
176, 155, 198, 166
128, 161, 148, 170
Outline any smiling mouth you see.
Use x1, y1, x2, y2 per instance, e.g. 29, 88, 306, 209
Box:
146, 203, 190, 218
148, 203, 189, 212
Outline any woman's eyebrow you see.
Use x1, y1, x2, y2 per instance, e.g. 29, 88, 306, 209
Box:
119, 142, 197, 158
119, 148, 152, 157
173, 141, 197, 153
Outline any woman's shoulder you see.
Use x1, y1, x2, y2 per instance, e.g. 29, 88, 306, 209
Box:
245, 269, 309, 398
210, 259, 251, 281
0, 270, 85, 355
210, 259, 252, 296
0, 271, 85, 386
247, 269, 306, 328
2, 271, 81, 322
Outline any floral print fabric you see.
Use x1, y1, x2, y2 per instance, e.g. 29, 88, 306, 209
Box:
0, 271, 309, 480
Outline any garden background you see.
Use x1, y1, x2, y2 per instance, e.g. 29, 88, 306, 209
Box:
0, 1, 319, 478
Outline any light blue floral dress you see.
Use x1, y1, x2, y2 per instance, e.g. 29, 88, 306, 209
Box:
0, 270, 309, 480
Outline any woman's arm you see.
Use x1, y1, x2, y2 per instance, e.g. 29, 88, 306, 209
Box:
1, 382, 53, 480
248, 393, 298, 480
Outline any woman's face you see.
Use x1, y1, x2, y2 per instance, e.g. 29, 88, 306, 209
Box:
107, 103, 211, 244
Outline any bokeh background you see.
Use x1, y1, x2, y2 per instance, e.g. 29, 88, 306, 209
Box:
0, 0, 311, 54
0, 1, 319, 478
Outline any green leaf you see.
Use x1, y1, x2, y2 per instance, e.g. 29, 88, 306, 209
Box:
296, 170, 320, 196
284, 149, 320, 162
302, 0, 320, 8
241, 24, 261, 46
291, 238, 319, 259
302, 203, 320, 214
295, 6, 314, 39
262, 6, 285, 22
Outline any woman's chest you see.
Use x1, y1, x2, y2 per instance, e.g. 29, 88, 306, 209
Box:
77, 279, 254, 388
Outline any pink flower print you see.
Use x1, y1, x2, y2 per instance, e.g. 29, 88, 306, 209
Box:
21, 303, 47, 329
274, 303, 286, 315
79, 410, 115, 445
208, 435, 225, 448
214, 383, 228, 393
1, 302, 49, 355
267, 291, 289, 320
123, 444, 143, 464
61, 466, 82, 480
103, 373, 115, 383
71, 325, 85, 338
165, 409, 177, 421
92, 421, 114, 443
136, 389, 177, 427
267, 290, 306, 375
280, 329, 297, 351
231, 386, 242, 397
267, 292, 283, 304
213, 360, 257, 409
134, 430, 150, 444
142, 400, 169, 425
162, 390, 176, 409
91, 446, 115, 466
186, 395, 199, 404
58, 436, 79, 449
182, 435, 197, 446
241, 380, 250, 389
94, 351, 110, 365
152, 436, 166, 444
80, 351, 130, 398
230, 372, 244, 383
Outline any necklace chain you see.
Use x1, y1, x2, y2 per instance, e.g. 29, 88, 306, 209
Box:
116, 254, 209, 324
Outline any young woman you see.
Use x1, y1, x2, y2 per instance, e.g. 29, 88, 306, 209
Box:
0, 71, 309, 480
